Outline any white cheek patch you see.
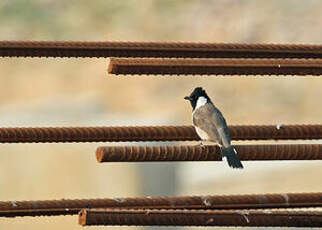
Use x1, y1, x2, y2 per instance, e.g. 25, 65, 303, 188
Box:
233, 148, 237, 155
195, 96, 207, 110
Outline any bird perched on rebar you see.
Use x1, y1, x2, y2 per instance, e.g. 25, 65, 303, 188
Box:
184, 87, 243, 169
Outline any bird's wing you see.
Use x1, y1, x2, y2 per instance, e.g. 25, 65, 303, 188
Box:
193, 103, 232, 146
211, 105, 232, 147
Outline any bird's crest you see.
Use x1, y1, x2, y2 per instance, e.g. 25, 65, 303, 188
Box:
184, 87, 211, 110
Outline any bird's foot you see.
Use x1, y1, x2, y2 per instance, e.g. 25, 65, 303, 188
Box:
198, 141, 206, 149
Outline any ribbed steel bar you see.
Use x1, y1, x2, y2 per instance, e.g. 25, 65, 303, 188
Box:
1, 41, 321, 58
0, 124, 321, 143
96, 144, 322, 162
79, 208, 322, 227
2, 193, 320, 217
108, 58, 322, 76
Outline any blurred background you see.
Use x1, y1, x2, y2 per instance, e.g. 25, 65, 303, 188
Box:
0, 0, 321, 229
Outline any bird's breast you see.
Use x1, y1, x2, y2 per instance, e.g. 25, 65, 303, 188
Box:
194, 126, 209, 141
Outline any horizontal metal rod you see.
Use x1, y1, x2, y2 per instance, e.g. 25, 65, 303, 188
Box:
1, 193, 320, 217
0, 124, 321, 143
108, 58, 322, 76
96, 144, 322, 162
1, 41, 321, 58
79, 208, 322, 227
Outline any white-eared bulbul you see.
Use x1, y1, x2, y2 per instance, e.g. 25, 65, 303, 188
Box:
185, 87, 243, 169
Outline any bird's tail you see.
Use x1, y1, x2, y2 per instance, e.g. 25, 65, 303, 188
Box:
222, 146, 243, 169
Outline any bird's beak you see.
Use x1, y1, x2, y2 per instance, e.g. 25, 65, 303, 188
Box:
184, 96, 192, 101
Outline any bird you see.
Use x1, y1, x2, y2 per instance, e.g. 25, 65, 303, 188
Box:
184, 87, 243, 169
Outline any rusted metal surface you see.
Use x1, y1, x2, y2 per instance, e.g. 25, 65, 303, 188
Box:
0, 41, 321, 58
96, 144, 322, 162
2, 193, 321, 217
79, 208, 322, 227
108, 58, 322, 75
0, 124, 321, 143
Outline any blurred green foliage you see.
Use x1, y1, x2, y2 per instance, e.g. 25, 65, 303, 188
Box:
0, 0, 197, 39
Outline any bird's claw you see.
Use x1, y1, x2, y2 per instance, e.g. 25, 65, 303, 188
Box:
198, 142, 206, 149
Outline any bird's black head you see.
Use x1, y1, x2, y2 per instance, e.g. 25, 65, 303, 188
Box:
184, 87, 210, 110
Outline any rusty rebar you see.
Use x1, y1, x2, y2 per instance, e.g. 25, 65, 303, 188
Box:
0, 41, 321, 58
79, 208, 322, 227
96, 144, 322, 162
0, 124, 321, 143
2, 193, 321, 217
108, 58, 322, 76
